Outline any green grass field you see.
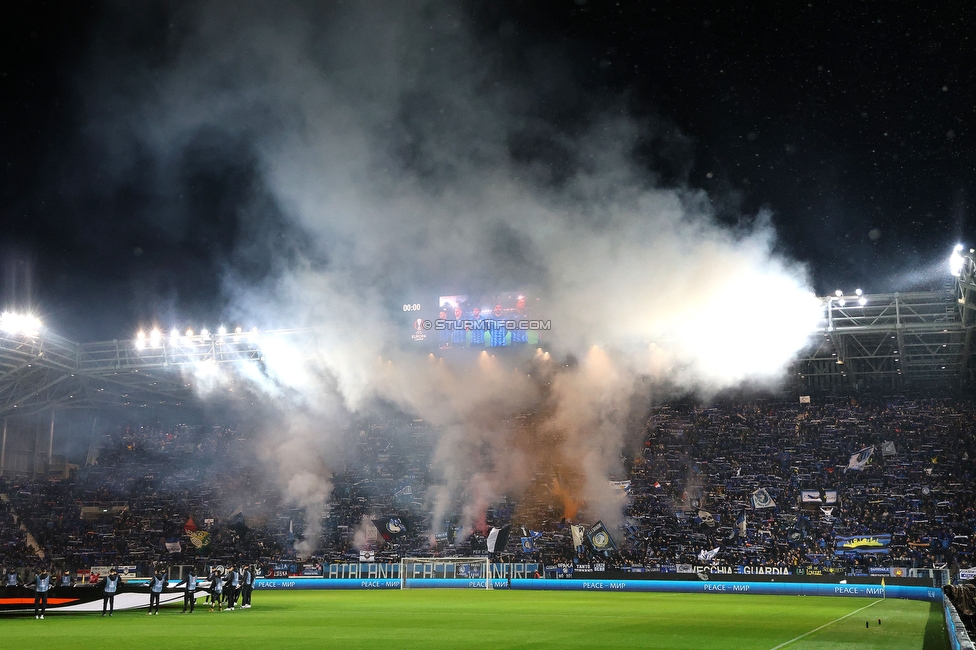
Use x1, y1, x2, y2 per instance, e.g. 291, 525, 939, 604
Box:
1, 591, 949, 649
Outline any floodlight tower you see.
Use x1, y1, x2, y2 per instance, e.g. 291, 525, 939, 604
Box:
796, 244, 976, 391
950, 244, 976, 378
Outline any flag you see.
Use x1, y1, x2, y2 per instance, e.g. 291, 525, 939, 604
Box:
520, 537, 536, 553
394, 485, 413, 497
697, 547, 720, 562
881, 441, 897, 456
372, 516, 408, 541
697, 510, 716, 527
570, 524, 586, 550
529, 530, 543, 540
164, 537, 182, 554
847, 446, 875, 471
486, 525, 511, 553
183, 517, 197, 532
359, 550, 375, 562
609, 480, 631, 493
586, 521, 617, 552
750, 488, 776, 509
654, 481, 661, 489
228, 512, 249, 538
187, 530, 210, 549
737, 511, 747, 537
788, 516, 812, 545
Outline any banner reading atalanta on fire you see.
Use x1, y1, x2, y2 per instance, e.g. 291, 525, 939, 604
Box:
834, 534, 891, 554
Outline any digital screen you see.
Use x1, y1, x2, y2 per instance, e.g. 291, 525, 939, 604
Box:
406, 291, 547, 349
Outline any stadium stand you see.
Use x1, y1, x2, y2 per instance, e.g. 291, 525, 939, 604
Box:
2, 398, 974, 593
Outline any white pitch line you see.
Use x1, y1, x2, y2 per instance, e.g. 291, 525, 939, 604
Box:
768, 599, 884, 650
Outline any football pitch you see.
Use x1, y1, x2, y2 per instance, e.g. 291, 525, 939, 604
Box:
1, 590, 949, 649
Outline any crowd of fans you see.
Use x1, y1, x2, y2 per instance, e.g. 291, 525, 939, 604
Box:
622, 398, 975, 574
1, 423, 291, 579
1, 397, 974, 582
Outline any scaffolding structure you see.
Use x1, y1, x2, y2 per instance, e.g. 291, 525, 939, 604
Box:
0, 328, 323, 418
794, 248, 976, 391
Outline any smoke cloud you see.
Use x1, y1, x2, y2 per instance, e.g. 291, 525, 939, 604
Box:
84, 1, 822, 550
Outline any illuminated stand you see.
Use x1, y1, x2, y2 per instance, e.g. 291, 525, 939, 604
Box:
794, 245, 976, 391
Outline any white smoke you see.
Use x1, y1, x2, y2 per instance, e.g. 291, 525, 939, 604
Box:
87, 1, 823, 547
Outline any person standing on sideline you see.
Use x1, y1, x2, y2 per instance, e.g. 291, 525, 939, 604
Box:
179, 568, 198, 613
224, 564, 239, 610
207, 567, 223, 612
101, 568, 121, 616
240, 564, 254, 608
147, 567, 165, 615
5, 566, 19, 587
34, 568, 51, 619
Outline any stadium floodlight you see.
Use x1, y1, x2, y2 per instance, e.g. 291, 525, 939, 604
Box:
201, 328, 210, 338
136, 330, 146, 350
834, 290, 843, 297
218, 325, 227, 336
235, 326, 242, 334
149, 329, 161, 347
838, 298, 846, 307
858, 296, 867, 306
855, 288, 863, 296
950, 243, 965, 277
1, 311, 42, 336
170, 328, 179, 341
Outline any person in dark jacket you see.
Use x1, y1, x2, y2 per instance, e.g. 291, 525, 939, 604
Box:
240, 564, 254, 608
101, 568, 121, 616
34, 568, 51, 619
147, 568, 166, 615
179, 568, 198, 613
224, 565, 239, 610
207, 568, 223, 612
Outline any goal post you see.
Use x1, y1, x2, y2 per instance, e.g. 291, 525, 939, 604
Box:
399, 557, 493, 590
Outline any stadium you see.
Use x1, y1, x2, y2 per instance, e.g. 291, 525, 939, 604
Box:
0, 247, 974, 649
5, 2, 976, 649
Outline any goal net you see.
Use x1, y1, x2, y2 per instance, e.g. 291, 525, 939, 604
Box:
399, 557, 493, 590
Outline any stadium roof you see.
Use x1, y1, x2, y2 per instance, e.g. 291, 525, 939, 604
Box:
2, 249, 976, 418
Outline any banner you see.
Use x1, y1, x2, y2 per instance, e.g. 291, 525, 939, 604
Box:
697, 547, 720, 562
520, 537, 536, 553
163, 538, 182, 554
750, 488, 776, 509
486, 525, 511, 553
881, 441, 897, 456
834, 534, 891, 554
570, 525, 586, 550
188, 530, 211, 549
800, 489, 838, 504
372, 516, 408, 541
609, 481, 631, 493
587, 521, 617, 552
847, 446, 874, 471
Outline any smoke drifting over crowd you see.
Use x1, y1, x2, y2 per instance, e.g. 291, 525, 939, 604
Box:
84, 2, 823, 551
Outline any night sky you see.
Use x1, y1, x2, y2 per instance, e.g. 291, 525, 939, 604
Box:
2, 1, 974, 342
